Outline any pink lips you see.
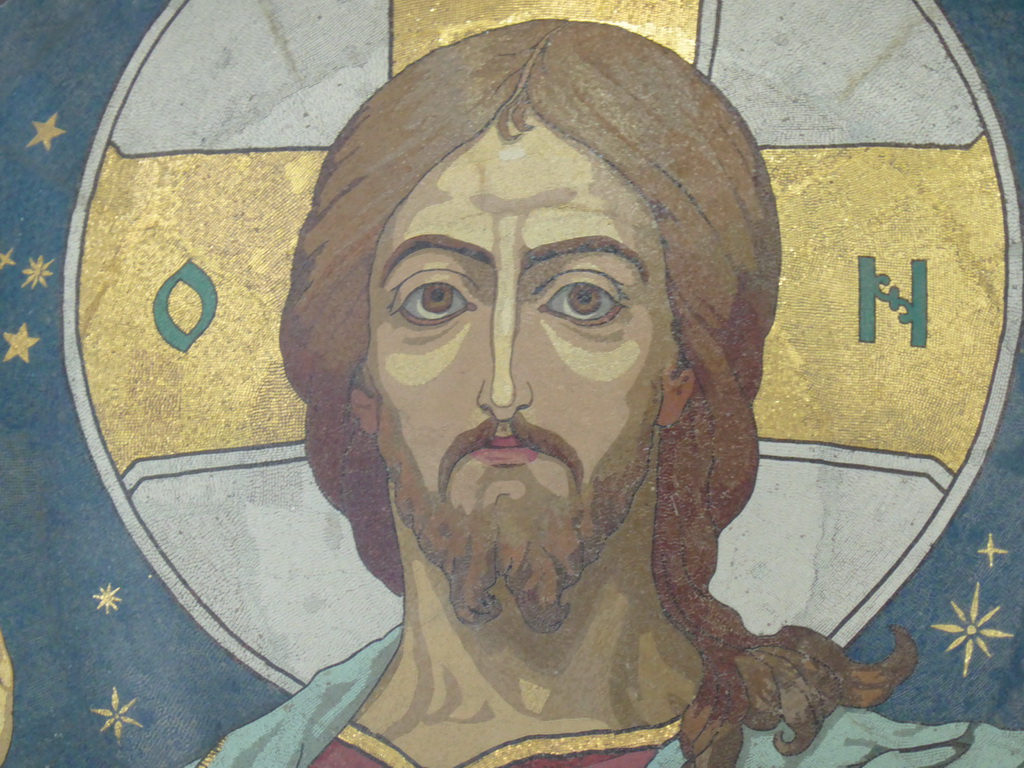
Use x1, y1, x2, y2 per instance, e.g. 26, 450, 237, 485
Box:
470, 436, 538, 466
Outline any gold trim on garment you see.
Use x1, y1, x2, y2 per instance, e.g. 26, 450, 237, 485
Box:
197, 736, 227, 767
338, 718, 680, 768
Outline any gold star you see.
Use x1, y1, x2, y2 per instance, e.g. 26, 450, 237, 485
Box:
978, 533, 1008, 568
0, 249, 14, 270
91, 687, 142, 744
26, 113, 66, 151
932, 582, 1014, 676
3, 324, 39, 363
21, 256, 54, 289
92, 584, 122, 615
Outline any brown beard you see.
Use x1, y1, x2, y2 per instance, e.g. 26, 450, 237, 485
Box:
377, 410, 653, 633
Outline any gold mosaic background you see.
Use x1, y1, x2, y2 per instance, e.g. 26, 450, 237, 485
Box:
81, 148, 316, 471
392, 0, 700, 72
757, 137, 1004, 471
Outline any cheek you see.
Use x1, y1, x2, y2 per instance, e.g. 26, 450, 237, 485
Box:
383, 324, 470, 386
526, 313, 658, 478
372, 320, 486, 482
539, 320, 641, 381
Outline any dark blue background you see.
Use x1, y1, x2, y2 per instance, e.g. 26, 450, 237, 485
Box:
0, 1, 1021, 765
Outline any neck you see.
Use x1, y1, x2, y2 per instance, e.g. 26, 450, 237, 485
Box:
355, 473, 703, 765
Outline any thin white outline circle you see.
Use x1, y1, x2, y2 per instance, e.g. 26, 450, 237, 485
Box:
62, 0, 1022, 688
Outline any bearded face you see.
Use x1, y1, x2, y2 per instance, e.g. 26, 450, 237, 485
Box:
364, 122, 682, 633
378, 409, 658, 632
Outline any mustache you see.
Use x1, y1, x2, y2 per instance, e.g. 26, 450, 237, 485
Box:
437, 413, 584, 496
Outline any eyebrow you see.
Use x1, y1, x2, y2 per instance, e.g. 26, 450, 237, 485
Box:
381, 234, 647, 283
523, 236, 648, 281
381, 235, 492, 284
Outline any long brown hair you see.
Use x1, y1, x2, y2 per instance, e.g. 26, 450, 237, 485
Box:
280, 20, 915, 767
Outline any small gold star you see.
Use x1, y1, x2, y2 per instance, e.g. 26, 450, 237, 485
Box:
0, 249, 14, 270
26, 113, 66, 151
978, 533, 1008, 568
92, 584, 122, 615
3, 324, 39, 363
932, 582, 1014, 676
21, 256, 54, 289
91, 687, 142, 743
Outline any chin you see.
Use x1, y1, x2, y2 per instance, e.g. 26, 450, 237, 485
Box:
385, 420, 648, 633
445, 455, 576, 512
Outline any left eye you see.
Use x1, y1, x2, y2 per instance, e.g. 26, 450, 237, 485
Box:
399, 282, 470, 325
543, 283, 622, 325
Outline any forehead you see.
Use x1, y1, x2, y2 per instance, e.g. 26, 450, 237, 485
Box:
376, 122, 660, 264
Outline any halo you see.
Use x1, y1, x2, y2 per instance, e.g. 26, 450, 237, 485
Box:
65, 0, 1019, 691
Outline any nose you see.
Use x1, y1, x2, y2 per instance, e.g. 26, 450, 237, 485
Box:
478, 287, 532, 422
478, 365, 533, 422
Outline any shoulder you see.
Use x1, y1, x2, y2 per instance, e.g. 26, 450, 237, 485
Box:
181, 628, 400, 768
737, 708, 1024, 767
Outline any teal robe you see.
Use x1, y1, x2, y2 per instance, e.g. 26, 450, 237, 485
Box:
185, 629, 1024, 767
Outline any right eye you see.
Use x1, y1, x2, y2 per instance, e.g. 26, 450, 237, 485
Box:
399, 283, 472, 325
542, 282, 623, 325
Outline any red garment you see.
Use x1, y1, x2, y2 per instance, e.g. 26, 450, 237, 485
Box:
311, 739, 383, 768
310, 737, 658, 768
